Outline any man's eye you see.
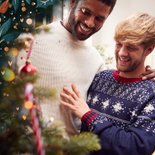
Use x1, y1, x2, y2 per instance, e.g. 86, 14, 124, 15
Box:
127, 46, 136, 51
81, 8, 91, 16
96, 16, 104, 22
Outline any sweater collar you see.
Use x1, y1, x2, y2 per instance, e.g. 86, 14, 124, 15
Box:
113, 70, 142, 83
59, 21, 91, 47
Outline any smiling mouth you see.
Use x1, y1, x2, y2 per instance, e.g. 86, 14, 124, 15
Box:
119, 57, 130, 65
79, 23, 92, 33
120, 57, 130, 62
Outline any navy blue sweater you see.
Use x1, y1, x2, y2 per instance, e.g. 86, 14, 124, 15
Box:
81, 70, 155, 155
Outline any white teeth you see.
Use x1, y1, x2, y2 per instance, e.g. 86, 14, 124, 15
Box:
120, 58, 129, 62
80, 23, 90, 32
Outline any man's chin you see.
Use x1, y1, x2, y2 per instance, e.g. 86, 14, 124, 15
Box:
78, 37, 88, 41
75, 33, 90, 40
117, 67, 128, 72
118, 68, 133, 73
75, 30, 94, 40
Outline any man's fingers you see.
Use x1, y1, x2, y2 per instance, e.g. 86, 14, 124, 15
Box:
141, 70, 152, 76
60, 100, 74, 110
63, 86, 78, 100
141, 65, 155, 80
60, 92, 76, 104
141, 72, 155, 80
71, 83, 81, 98
145, 65, 151, 71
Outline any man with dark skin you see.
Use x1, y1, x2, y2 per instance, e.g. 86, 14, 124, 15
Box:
31, 0, 118, 135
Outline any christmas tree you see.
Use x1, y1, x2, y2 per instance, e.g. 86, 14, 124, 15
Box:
0, 0, 101, 154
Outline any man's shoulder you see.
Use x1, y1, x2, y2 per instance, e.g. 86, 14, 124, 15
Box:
35, 21, 62, 36
34, 21, 65, 43
96, 69, 114, 77
92, 70, 114, 83
88, 70, 114, 92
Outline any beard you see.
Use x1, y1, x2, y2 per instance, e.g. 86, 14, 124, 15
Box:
70, 21, 91, 40
117, 59, 142, 73
68, 7, 97, 40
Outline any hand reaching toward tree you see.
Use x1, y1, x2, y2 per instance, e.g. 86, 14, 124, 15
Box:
60, 84, 91, 119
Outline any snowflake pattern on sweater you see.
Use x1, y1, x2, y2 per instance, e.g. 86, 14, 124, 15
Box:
87, 70, 155, 132
81, 70, 155, 155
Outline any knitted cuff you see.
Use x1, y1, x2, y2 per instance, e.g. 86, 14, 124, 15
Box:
81, 109, 99, 129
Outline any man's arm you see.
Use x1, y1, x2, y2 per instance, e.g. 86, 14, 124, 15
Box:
81, 108, 155, 155
60, 84, 155, 155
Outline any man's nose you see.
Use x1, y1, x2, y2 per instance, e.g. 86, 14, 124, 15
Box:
84, 16, 95, 28
119, 47, 128, 56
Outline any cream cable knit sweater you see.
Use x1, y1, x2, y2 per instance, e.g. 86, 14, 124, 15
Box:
30, 21, 103, 135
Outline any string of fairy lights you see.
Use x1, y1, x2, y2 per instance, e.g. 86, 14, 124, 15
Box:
0, 0, 57, 122
0, 0, 57, 82
0, 0, 57, 50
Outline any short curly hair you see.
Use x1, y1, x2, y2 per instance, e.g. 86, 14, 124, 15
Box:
76, 0, 117, 15
114, 12, 155, 48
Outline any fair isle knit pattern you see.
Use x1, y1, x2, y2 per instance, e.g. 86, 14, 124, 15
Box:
30, 21, 103, 135
81, 70, 155, 155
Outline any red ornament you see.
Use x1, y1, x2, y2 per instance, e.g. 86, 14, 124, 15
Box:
19, 60, 37, 75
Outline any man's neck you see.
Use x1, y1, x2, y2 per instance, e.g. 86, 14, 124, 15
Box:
119, 68, 145, 79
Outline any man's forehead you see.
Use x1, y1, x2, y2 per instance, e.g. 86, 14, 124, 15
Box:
76, 0, 111, 16
117, 41, 140, 47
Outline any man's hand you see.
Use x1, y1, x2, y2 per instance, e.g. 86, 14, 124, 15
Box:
141, 65, 155, 80
60, 84, 90, 119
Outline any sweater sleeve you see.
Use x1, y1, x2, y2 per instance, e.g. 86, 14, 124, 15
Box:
81, 103, 155, 155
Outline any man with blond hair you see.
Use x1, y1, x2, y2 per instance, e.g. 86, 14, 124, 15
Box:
60, 12, 155, 155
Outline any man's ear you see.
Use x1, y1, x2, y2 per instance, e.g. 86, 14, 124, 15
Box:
145, 45, 155, 56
